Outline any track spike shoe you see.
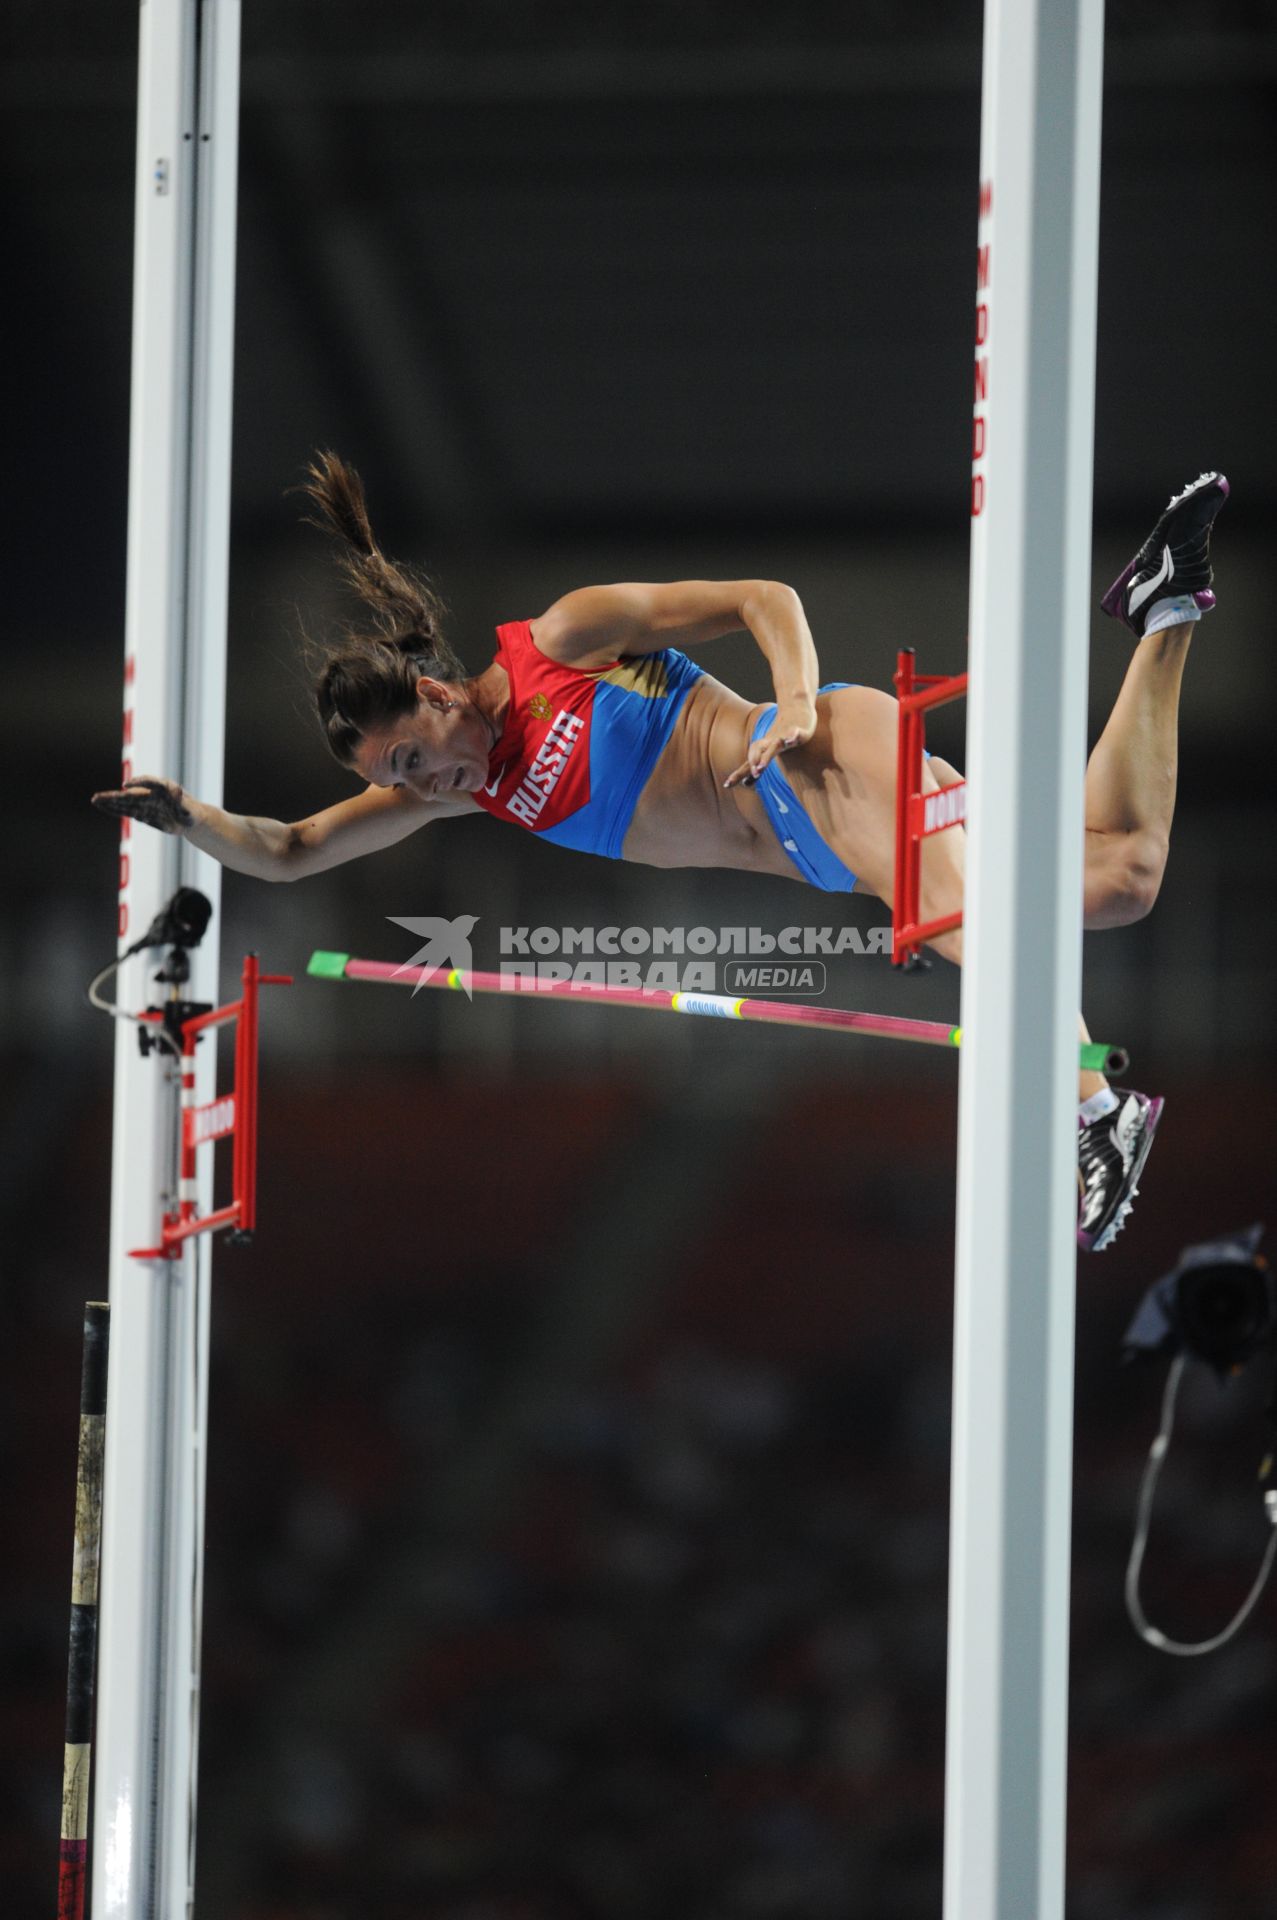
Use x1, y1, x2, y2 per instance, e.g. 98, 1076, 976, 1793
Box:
1101, 472, 1229, 637
1077, 1090, 1163, 1253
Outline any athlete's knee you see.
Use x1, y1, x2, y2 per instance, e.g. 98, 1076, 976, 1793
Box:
1104, 875, 1158, 927
1122, 829, 1170, 921
1085, 829, 1168, 927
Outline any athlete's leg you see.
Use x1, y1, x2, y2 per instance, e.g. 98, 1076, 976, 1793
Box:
925, 751, 1108, 1098
784, 683, 1157, 1247
1085, 469, 1229, 923
786, 688, 1109, 1094
1081, 623, 1193, 928
929, 614, 1190, 939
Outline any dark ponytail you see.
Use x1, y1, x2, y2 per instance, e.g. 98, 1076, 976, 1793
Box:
295, 451, 468, 765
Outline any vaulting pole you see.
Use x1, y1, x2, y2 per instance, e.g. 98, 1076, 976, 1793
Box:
945, 1, 1105, 1916
94, 3, 240, 1913
58, 1304, 110, 1920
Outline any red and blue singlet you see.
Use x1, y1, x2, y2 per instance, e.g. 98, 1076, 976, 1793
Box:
471, 620, 705, 860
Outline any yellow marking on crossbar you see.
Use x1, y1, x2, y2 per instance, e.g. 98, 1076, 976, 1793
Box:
447, 970, 465, 991
951, 1026, 962, 1046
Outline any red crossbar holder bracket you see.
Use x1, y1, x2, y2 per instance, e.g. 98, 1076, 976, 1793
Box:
130, 954, 292, 1260
892, 648, 969, 968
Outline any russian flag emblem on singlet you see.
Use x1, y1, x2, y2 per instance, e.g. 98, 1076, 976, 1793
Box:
472, 620, 705, 861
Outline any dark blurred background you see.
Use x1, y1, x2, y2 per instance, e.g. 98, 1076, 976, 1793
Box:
5, 2, 1277, 1915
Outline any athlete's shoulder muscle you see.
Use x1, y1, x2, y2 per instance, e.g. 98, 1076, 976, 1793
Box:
531, 581, 773, 666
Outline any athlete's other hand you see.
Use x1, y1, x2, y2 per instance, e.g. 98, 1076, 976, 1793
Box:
92, 775, 194, 834
723, 698, 816, 789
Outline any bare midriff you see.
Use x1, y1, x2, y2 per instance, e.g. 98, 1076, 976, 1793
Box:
618, 670, 804, 879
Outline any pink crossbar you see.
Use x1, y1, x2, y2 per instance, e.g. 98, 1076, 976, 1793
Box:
336, 956, 964, 1051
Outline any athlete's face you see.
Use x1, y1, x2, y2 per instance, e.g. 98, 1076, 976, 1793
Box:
355, 683, 490, 799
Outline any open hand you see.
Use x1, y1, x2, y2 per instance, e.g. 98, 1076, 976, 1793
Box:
92, 775, 193, 834
723, 699, 817, 790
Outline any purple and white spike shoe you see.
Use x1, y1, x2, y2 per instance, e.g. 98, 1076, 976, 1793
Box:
1101, 472, 1229, 638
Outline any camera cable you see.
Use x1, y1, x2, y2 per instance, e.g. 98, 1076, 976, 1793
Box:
1125, 1354, 1277, 1656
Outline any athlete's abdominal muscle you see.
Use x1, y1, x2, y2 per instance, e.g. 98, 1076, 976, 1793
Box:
620, 674, 798, 878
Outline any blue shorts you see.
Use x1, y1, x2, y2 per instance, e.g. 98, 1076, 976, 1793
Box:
750, 684, 858, 893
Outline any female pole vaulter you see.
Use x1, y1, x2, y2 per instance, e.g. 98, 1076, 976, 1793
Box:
94, 456, 1228, 1250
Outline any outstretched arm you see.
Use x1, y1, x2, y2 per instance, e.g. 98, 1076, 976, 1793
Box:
531, 579, 820, 785
92, 776, 453, 882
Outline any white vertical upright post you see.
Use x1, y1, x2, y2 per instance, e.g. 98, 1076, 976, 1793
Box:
945, 1, 1105, 1917
94, 3, 240, 1915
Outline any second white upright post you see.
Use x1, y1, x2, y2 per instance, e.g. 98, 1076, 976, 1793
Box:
945, 1, 1105, 1916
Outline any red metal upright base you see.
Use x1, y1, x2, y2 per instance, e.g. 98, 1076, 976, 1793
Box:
893, 650, 970, 967
130, 954, 290, 1259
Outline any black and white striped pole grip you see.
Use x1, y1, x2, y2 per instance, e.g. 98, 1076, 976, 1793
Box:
57, 1302, 109, 1920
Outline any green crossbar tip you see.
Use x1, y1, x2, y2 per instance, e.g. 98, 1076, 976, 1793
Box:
1079, 1041, 1127, 1073
307, 950, 352, 979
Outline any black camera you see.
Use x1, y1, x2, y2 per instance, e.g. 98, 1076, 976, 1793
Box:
1122, 1224, 1274, 1375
